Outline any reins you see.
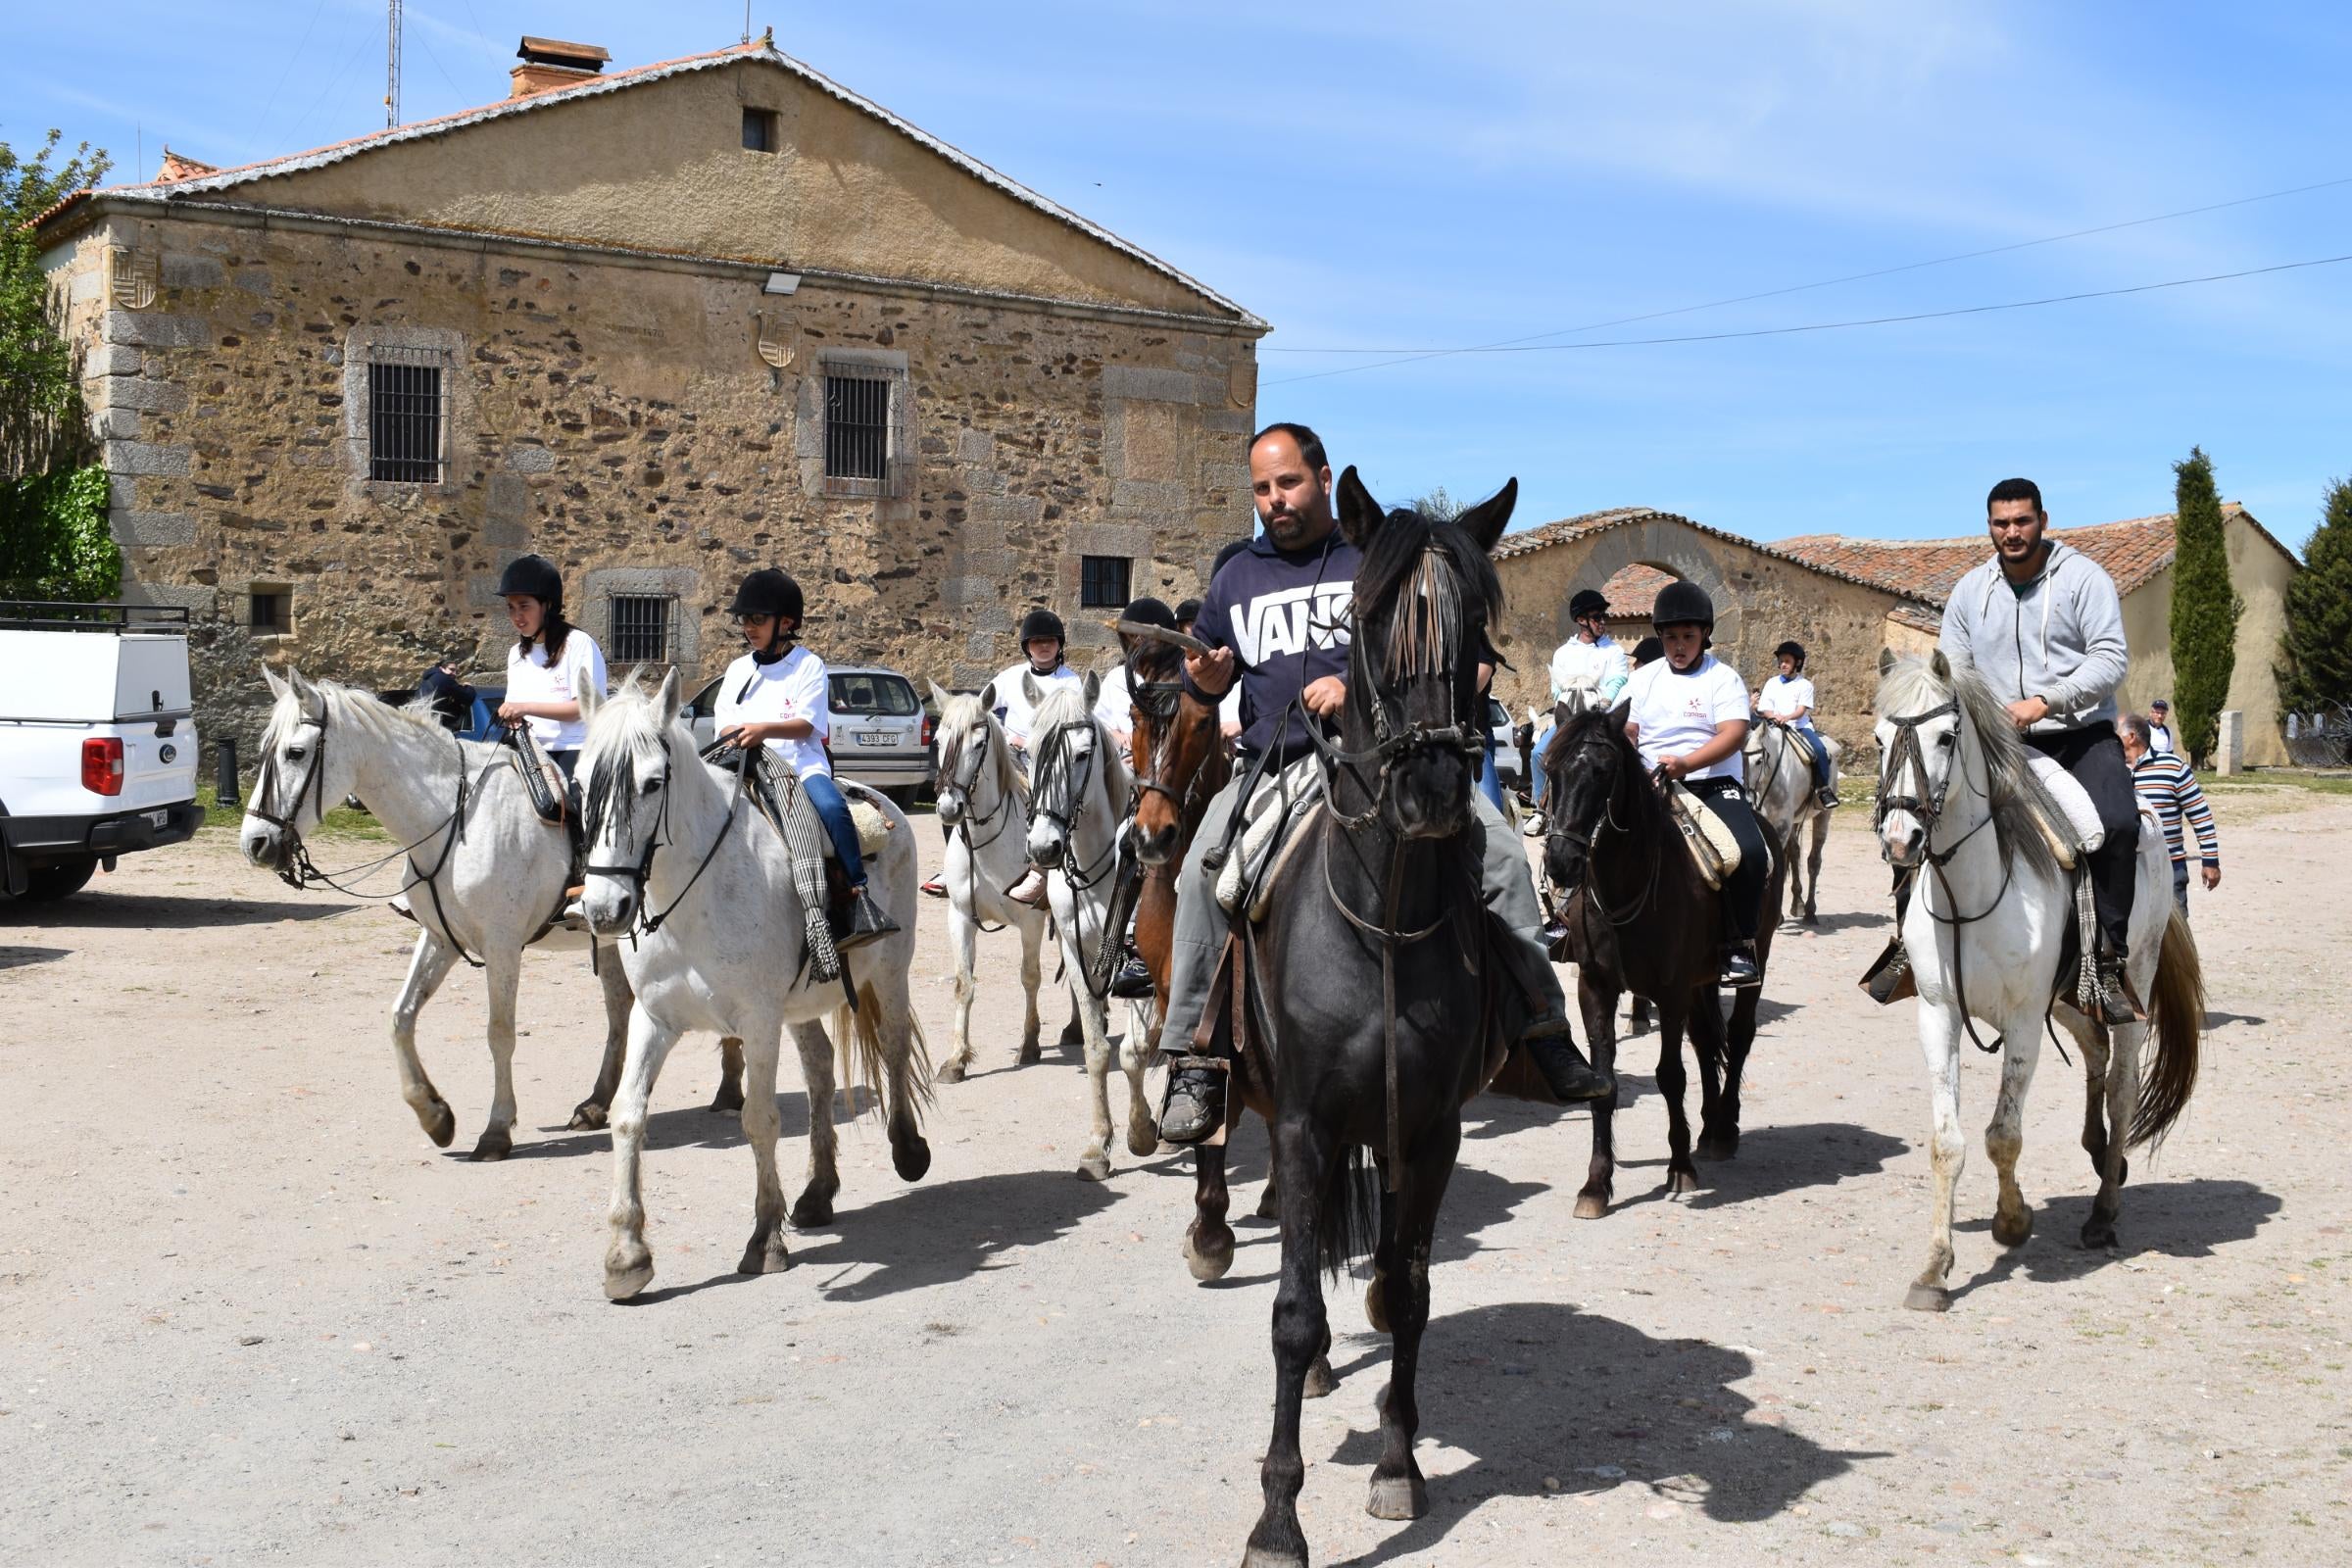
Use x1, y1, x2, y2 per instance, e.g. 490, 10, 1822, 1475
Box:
937, 722, 1024, 930
583, 735, 750, 944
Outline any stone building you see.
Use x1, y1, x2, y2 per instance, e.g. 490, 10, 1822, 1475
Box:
1778, 503, 2303, 765
31, 33, 1266, 748
1490, 507, 1936, 757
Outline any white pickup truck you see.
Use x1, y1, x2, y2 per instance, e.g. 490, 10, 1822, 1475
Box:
0, 603, 203, 902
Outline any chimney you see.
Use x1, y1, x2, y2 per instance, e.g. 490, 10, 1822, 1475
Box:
156, 146, 220, 183
511, 35, 612, 98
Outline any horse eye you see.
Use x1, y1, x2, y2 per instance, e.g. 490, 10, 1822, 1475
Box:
1936, 733, 1955, 748
641, 776, 663, 794
286, 746, 306, 760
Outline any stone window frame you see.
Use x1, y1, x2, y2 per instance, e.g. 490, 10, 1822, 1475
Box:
742, 107, 780, 153
607, 592, 676, 664
344, 324, 470, 497
809, 347, 911, 501
246, 581, 294, 641
1079, 555, 1131, 609
581, 566, 702, 673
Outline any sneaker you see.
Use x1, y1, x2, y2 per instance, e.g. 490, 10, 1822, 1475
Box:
1719, 943, 1763, 989
1109, 955, 1155, 1000
1861, 938, 1915, 1004
920, 874, 949, 899
1817, 787, 1842, 810
2091, 950, 2142, 1026
1521, 1029, 1613, 1102
1158, 1056, 1228, 1145
1007, 868, 1050, 907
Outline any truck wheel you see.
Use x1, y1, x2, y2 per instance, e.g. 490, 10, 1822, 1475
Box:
20, 858, 98, 902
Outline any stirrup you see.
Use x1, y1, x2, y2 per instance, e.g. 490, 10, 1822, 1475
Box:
835, 887, 900, 951
1861, 938, 1915, 1005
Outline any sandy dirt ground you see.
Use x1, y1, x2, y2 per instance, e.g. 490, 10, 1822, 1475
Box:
2, 788, 2347, 1567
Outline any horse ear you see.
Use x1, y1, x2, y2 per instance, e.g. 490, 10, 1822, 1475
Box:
927, 679, 952, 710
1609, 697, 1633, 731
1878, 648, 1897, 676
578, 673, 603, 725
656, 667, 682, 726
979, 680, 997, 712
1931, 648, 1952, 681
1083, 668, 1102, 708
1454, 478, 1519, 553
1334, 466, 1384, 549
261, 662, 288, 700
1022, 671, 1042, 708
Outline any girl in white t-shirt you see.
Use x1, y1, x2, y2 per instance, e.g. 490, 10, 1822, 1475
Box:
715, 568, 895, 949
1623, 582, 1770, 987
494, 554, 607, 778
1755, 640, 1838, 808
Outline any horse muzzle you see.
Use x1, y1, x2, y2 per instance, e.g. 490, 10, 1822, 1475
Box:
936, 789, 967, 828
581, 877, 639, 936
1027, 826, 1068, 868
240, 818, 288, 871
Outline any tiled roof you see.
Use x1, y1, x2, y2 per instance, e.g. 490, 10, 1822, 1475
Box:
1494, 502, 1935, 606
1596, 563, 1677, 614
31, 38, 1261, 326
1776, 503, 2256, 607
1886, 602, 1943, 633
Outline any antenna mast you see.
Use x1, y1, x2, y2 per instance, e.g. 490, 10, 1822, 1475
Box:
384, 0, 403, 127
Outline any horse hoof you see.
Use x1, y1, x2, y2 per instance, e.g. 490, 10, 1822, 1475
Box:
708, 1087, 746, 1115
1254, 1184, 1280, 1220
1666, 1167, 1700, 1197
1184, 1222, 1235, 1283
1302, 1354, 1337, 1399
1903, 1282, 1951, 1313
1992, 1208, 2034, 1249
467, 1128, 513, 1162
935, 1058, 968, 1086
2080, 1216, 2119, 1250
789, 1192, 836, 1229
565, 1100, 609, 1132
1364, 1275, 1391, 1335
1573, 1191, 1610, 1220
1126, 1118, 1160, 1158
1802, 910, 1818, 926
1241, 1546, 1308, 1568
422, 1102, 457, 1149
1696, 1131, 1739, 1161
1076, 1152, 1113, 1183
1017, 1044, 1044, 1067
738, 1234, 792, 1275
604, 1257, 655, 1301
893, 1136, 933, 1183
1367, 1472, 1427, 1521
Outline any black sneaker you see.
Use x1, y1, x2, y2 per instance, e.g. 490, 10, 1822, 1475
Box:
1817, 787, 1842, 810
1522, 1029, 1613, 1102
1719, 943, 1762, 989
1158, 1057, 1228, 1145
1109, 955, 1155, 1000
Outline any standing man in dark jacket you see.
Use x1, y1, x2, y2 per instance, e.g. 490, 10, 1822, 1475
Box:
1155, 422, 1611, 1143
416, 656, 476, 732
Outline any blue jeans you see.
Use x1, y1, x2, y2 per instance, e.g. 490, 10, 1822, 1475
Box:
1477, 735, 1505, 814
1530, 723, 1556, 808
1795, 728, 1831, 791
548, 749, 579, 781
800, 772, 864, 887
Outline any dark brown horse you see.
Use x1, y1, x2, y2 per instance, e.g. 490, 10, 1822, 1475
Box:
1540, 702, 1786, 1216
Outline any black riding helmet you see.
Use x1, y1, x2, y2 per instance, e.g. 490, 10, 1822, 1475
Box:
1173, 597, 1202, 627
496, 554, 564, 611
1652, 580, 1716, 650
728, 567, 805, 623
1018, 607, 1066, 662
1774, 639, 1806, 670
1569, 588, 1610, 620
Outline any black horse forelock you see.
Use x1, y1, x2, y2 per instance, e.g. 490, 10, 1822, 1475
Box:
1352, 507, 1502, 674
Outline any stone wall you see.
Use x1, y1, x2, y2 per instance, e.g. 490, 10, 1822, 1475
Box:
48, 209, 1258, 757
1491, 514, 1911, 759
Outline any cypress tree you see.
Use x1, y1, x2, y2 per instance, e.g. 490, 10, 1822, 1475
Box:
2277, 477, 2352, 717
2167, 446, 2239, 764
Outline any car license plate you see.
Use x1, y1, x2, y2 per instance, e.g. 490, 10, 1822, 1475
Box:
854, 731, 897, 747
147, 809, 170, 828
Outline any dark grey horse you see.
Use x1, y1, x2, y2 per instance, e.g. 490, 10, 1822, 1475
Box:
1227, 469, 1517, 1568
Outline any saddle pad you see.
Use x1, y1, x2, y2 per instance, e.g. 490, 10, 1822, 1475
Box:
1216, 758, 1323, 917
848, 801, 893, 858
1664, 780, 1744, 890
2022, 754, 2103, 868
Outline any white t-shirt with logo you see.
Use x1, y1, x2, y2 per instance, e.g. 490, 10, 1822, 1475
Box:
1756, 673, 1818, 732
991, 661, 1083, 750
713, 644, 832, 779
506, 629, 607, 751
1627, 653, 1750, 782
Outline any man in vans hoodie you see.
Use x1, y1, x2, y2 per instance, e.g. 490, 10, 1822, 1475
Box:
1936, 478, 2140, 1020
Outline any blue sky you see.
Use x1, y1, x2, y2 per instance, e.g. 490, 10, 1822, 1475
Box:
8, 1, 2350, 550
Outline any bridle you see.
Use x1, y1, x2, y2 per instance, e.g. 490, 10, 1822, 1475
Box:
938, 722, 1018, 854
1029, 711, 1116, 893
1540, 724, 1660, 928
1309, 546, 1482, 831
1125, 667, 1212, 820
581, 734, 747, 941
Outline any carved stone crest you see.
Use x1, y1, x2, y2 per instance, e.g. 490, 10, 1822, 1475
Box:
106, 245, 157, 311
1228, 359, 1257, 410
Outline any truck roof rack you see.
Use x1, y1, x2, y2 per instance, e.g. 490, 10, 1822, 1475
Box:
0, 600, 192, 633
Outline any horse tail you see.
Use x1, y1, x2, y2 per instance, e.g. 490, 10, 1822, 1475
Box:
1317, 1144, 1381, 1281
2129, 906, 2204, 1150
831, 980, 938, 1121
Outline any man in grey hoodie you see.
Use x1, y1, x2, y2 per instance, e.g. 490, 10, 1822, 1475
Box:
1866, 476, 2141, 1022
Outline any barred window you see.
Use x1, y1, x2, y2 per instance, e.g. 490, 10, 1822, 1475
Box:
368, 347, 447, 482
609, 594, 673, 663
819, 363, 909, 498
1080, 556, 1131, 609
249, 585, 291, 636
742, 108, 778, 152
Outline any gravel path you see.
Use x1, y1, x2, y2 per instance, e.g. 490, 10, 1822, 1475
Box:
2, 790, 2345, 1565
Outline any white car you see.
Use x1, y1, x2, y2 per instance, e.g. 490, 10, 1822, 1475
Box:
685, 662, 935, 805
1486, 696, 1522, 790
1, 603, 203, 901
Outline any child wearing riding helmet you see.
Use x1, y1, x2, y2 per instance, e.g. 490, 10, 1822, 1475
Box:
989, 606, 1084, 906
1755, 639, 1839, 809
714, 567, 898, 948
1621, 581, 1773, 987
494, 554, 607, 779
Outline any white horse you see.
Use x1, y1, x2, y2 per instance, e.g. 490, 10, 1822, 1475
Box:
1745, 717, 1840, 924
926, 682, 1055, 1081
576, 670, 933, 1300
1875, 652, 2202, 1312
1021, 674, 1158, 1181
239, 667, 669, 1160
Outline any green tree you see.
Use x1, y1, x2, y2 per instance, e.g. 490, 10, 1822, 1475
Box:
2168, 446, 2240, 764
1411, 485, 1460, 521
2277, 477, 2352, 717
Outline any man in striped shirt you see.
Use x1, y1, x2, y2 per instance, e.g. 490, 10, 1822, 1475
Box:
2119, 712, 2220, 918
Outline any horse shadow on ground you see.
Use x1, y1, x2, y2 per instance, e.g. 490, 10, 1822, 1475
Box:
2202, 1010, 2267, 1030
770, 1169, 1119, 1303
1461, 1074, 1656, 1145
2, 891, 355, 929
1781, 909, 1884, 936
1685, 1122, 1911, 1210
1949, 1176, 2281, 1300
515, 1084, 874, 1159
0, 945, 70, 970
1316, 1300, 1884, 1565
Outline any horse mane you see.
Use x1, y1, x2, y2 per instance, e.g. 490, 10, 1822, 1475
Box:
279, 673, 464, 746
1029, 679, 1131, 803
1876, 654, 2061, 881
580, 673, 676, 839
1353, 507, 1503, 679
938, 690, 1029, 807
